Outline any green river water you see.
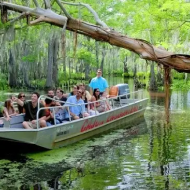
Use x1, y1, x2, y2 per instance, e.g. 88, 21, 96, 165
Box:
0, 79, 190, 190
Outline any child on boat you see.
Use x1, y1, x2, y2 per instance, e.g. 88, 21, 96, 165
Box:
0, 104, 10, 127
4, 99, 17, 116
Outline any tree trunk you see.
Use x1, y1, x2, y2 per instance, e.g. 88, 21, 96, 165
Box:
8, 49, 17, 87
95, 41, 99, 70
45, 34, 59, 88
61, 31, 66, 75
84, 62, 90, 80
52, 35, 59, 87
157, 65, 164, 86
22, 40, 30, 87
123, 56, 128, 73
84, 37, 90, 80
100, 44, 106, 76
149, 62, 157, 90
7, 25, 17, 88
45, 36, 54, 88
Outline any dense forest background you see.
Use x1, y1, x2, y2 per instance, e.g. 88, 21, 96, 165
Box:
0, 0, 190, 90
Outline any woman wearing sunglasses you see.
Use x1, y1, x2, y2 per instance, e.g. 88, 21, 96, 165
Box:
17, 93, 26, 114
90, 88, 105, 114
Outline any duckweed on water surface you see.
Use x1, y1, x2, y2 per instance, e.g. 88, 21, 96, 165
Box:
0, 122, 146, 189
1, 102, 190, 189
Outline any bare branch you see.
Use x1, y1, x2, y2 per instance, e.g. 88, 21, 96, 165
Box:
55, 0, 71, 19
30, 16, 44, 25
33, 0, 39, 7
0, 2, 68, 26
44, 0, 51, 9
9, 12, 27, 24
62, 18, 67, 31
60, 1, 108, 28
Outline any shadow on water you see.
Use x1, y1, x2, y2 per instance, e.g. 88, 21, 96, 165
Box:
0, 140, 47, 161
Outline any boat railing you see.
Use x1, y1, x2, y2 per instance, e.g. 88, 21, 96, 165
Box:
36, 90, 146, 129
37, 95, 85, 129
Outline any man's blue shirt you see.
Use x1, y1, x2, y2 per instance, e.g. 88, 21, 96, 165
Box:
89, 77, 108, 92
65, 96, 85, 118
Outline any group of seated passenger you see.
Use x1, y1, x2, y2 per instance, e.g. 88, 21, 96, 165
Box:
0, 83, 115, 129
0, 96, 20, 127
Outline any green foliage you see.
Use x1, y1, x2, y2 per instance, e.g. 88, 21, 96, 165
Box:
76, 47, 96, 65
70, 72, 84, 79
172, 71, 185, 80
2, 0, 190, 90
112, 69, 123, 76
136, 72, 145, 79
31, 78, 46, 89
58, 71, 69, 85
122, 71, 134, 78
89, 71, 96, 79
171, 80, 190, 91
21, 54, 37, 62
0, 73, 9, 90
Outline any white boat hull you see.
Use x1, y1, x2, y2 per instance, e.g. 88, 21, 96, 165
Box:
0, 98, 148, 149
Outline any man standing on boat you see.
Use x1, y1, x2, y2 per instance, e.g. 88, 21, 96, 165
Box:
89, 69, 109, 96
64, 89, 89, 120
13, 92, 46, 129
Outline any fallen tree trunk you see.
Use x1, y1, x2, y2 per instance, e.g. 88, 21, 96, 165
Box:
1, 1, 190, 72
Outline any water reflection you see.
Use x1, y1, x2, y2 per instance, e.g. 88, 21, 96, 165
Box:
170, 90, 190, 110
1, 87, 190, 189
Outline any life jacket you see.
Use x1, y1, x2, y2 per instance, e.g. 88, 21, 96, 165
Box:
109, 86, 119, 97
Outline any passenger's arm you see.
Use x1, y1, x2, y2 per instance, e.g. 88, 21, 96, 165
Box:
11, 107, 17, 116
67, 107, 79, 119
105, 88, 109, 97
66, 106, 75, 117
3, 108, 10, 121
49, 111, 54, 118
39, 116, 46, 121
87, 100, 90, 112
90, 96, 96, 110
90, 88, 93, 96
13, 97, 24, 107
31, 116, 46, 124
85, 91, 91, 101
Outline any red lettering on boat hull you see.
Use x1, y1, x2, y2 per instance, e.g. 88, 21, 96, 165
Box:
80, 106, 139, 133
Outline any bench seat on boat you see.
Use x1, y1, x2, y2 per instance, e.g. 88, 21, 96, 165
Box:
0, 114, 25, 129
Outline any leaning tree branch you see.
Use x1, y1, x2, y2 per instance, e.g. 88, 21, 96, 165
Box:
1, 1, 190, 73
60, 1, 108, 28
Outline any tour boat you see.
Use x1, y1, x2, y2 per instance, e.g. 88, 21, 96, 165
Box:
0, 89, 148, 149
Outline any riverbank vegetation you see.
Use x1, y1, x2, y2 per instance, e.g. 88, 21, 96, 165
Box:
0, 0, 190, 91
